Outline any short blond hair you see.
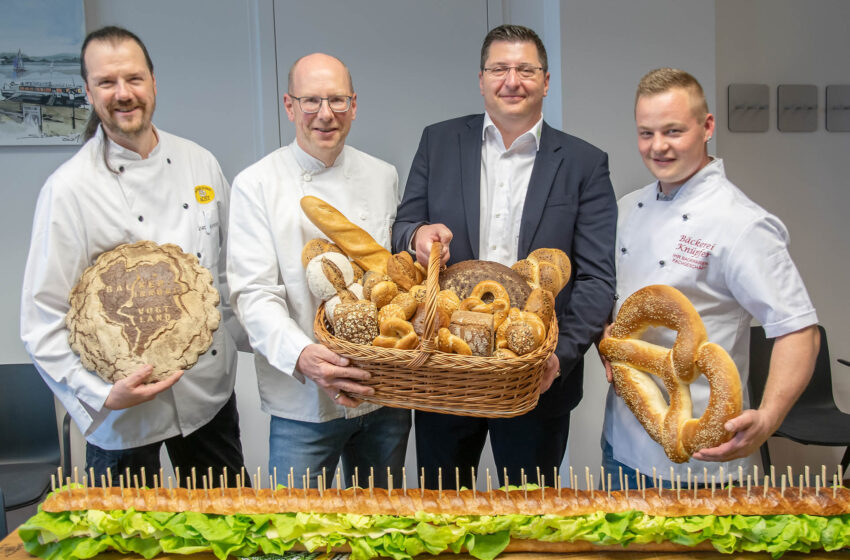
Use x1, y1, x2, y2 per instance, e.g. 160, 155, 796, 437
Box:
635, 67, 709, 122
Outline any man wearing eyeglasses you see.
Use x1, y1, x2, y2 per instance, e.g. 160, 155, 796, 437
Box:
227, 53, 410, 489
393, 25, 617, 490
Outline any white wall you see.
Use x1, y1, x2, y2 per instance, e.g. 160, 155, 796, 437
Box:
560, 0, 716, 478
715, 0, 850, 471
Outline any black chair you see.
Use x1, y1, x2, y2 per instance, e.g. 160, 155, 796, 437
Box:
0, 487, 7, 539
748, 325, 850, 477
0, 363, 71, 532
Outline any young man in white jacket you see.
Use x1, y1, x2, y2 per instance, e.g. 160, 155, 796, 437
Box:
600, 68, 819, 490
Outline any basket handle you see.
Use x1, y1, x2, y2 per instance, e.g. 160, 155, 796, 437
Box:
403, 241, 442, 369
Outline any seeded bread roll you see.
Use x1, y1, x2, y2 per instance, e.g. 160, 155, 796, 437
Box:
332, 300, 378, 345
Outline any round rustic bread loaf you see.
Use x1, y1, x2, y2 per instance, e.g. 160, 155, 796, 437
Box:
439, 260, 531, 309
66, 241, 221, 384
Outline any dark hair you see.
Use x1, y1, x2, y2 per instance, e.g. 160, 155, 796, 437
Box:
480, 24, 548, 72
81, 26, 154, 142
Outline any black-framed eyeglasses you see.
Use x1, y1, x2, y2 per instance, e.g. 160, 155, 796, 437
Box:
288, 94, 353, 113
482, 65, 544, 79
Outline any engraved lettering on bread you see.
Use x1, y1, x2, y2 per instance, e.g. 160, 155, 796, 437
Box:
98, 260, 188, 356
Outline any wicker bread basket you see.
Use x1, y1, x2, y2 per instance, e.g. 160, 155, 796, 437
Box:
313, 243, 557, 418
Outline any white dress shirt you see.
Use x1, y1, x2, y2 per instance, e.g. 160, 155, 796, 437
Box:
603, 158, 818, 481
227, 141, 399, 422
21, 126, 239, 449
479, 114, 543, 264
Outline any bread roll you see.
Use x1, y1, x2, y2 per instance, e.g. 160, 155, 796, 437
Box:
436, 327, 472, 355
305, 252, 354, 301
301, 238, 343, 268
386, 251, 423, 291
332, 300, 378, 345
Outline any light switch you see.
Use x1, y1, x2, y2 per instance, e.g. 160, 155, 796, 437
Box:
728, 84, 769, 132
826, 85, 850, 132
777, 85, 818, 132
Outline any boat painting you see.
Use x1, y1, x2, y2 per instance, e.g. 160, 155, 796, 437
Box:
0, 0, 86, 145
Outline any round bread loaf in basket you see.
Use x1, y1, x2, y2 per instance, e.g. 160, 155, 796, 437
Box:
313, 243, 557, 418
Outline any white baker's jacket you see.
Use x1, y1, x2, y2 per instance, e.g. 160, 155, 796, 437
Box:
227, 142, 398, 422
21, 126, 240, 449
603, 158, 817, 482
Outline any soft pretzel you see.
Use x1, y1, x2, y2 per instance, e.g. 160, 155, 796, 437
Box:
386, 252, 424, 291
377, 303, 407, 325
512, 248, 571, 296
373, 317, 419, 350
460, 280, 511, 329
598, 284, 742, 463
437, 327, 472, 355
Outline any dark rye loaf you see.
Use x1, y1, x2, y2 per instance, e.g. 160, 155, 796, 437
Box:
439, 260, 531, 309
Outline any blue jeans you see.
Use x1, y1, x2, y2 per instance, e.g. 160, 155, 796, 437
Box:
600, 436, 676, 491
269, 406, 411, 489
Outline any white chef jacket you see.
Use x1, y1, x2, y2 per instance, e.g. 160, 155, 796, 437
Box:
227, 141, 399, 422
479, 114, 542, 264
602, 158, 817, 481
21, 126, 240, 449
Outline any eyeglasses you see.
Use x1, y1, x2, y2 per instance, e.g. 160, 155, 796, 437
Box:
288, 94, 352, 113
482, 65, 544, 79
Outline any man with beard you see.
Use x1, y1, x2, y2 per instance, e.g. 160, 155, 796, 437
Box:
21, 26, 248, 486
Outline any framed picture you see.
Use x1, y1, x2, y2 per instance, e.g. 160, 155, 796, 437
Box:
0, 0, 88, 145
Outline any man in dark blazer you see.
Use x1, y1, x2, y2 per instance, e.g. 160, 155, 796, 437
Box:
392, 24, 617, 490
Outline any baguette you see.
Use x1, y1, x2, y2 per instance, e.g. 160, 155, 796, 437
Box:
300, 195, 391, 274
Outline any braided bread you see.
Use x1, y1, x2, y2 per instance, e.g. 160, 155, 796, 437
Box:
512, 248, 571, 296
373, 317, 419, 350
461, 280, 511, 329
598, 284, 742, 463
437, 327, 472, 355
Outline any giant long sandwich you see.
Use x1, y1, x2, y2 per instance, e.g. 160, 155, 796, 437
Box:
20, 474, 850, 560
